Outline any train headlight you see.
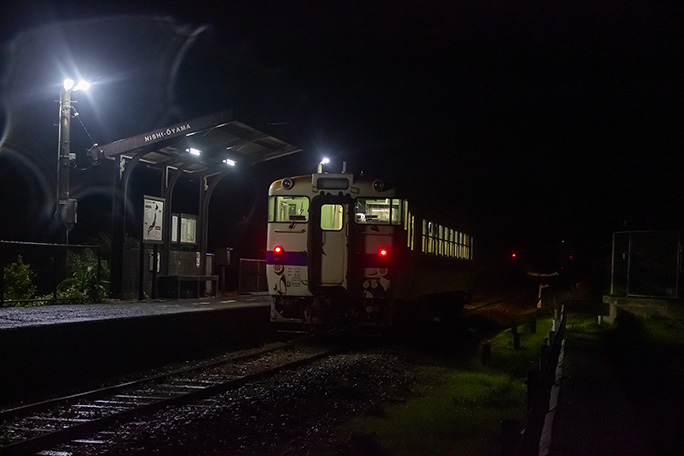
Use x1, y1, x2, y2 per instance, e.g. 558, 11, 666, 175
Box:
282, 178, 294, 190
372, 179, 384, 192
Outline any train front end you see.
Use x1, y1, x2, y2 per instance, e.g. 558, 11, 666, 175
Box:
266, 172, 400, 328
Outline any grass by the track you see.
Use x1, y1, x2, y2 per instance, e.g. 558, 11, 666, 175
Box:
331, 316, 555, 455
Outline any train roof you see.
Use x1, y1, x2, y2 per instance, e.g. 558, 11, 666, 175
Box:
270, 173, 395, 195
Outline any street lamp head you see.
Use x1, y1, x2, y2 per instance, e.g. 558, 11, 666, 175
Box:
63, 78, 90, 92
74, 80, 90, 91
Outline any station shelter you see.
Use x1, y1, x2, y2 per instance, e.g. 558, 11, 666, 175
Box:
92, 111, 301, 300
605, 230, 684, 320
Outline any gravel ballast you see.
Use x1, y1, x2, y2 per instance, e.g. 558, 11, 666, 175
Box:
66, 352, 414, 455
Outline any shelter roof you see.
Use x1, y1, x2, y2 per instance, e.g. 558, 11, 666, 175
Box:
93, 111, 301, 174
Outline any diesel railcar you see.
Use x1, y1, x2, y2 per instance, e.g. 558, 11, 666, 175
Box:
266, 171, 474, 328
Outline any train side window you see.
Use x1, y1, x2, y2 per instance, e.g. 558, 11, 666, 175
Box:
355, 198, 403, 225
438, 225, 443, 256
433, 223, 438, 255
449, 228, 454, 257
321, 204, 344, 231
407, 211, 414, 249
453, 231, 459, 258
268, 196, 275, 222
270, 196, 309, 222
456, 231, 462, 258
426, 221, 431, 254
390, 199, 402, 224
411, 215, 416, 250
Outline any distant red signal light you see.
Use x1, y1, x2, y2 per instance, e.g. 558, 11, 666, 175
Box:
511, 253, 517, 258
274, 245, 284, 255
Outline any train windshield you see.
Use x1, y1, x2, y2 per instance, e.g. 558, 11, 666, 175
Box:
268, 196, 310, 222
354, 198, 403, 225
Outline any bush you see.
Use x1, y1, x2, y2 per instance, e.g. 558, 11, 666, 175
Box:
2, 249, 109, 306
2, 256, 37, 303
57, 249, 107, 304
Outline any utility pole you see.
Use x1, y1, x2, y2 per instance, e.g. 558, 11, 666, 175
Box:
56, 79, 87, 244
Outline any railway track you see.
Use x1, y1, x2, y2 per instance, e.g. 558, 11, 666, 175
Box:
0, 336, 348, 456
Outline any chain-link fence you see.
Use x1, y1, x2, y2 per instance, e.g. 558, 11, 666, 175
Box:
610, 231, 682, 299
0, 240, 104, 306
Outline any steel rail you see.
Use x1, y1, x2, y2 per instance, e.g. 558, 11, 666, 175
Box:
0, 336, 329, 456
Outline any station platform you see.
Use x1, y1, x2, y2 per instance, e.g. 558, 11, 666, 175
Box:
0, 293, 271, 330
0, 293, 273, 407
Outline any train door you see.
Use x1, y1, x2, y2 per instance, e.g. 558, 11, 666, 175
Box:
309, 196, 350, 290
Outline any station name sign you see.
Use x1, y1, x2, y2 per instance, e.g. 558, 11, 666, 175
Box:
98, 111, 233, 159
143, 123, 192, 143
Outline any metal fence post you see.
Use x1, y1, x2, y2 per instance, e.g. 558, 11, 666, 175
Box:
0, 241, 4, 305
52, 245, 58, 304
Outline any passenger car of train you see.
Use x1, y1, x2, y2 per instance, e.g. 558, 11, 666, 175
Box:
266, 171, 474, 328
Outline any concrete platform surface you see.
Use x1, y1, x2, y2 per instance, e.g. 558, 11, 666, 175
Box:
0, 293, 271, 330
0, 293, 273, 406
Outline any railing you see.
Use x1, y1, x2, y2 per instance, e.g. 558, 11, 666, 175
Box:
0, 240, 102, 306
516, 304, 566, 456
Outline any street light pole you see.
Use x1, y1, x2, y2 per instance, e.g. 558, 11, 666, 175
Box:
56, 79, 88, 244
56, 84, 72, 244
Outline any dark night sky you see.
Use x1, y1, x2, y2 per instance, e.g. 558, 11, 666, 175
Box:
1, 1, 684, 263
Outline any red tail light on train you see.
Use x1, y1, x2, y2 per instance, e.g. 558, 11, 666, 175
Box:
274, 245, 284, 255
379, 248, 389, 257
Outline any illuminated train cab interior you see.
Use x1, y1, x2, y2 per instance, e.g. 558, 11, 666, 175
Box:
266, 171, 474, 328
